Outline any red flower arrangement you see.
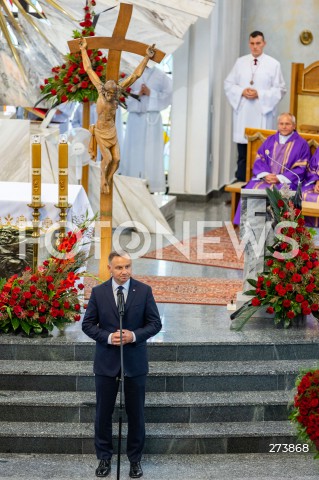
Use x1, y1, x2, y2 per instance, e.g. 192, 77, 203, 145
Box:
0, 221, 92, 336
290, 369, 319, 457
38, 0, 130, 107
231, 186, 319, 329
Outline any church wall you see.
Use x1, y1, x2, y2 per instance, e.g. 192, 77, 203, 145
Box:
241, 0, 319, 113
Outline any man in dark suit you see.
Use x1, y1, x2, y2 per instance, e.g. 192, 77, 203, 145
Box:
82, 250, 162, 478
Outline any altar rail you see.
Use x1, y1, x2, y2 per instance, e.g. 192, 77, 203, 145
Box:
225, 128, 319, 222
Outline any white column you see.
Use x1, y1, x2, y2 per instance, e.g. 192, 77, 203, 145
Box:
170, 18, 211, 196
210, 0, 242, 189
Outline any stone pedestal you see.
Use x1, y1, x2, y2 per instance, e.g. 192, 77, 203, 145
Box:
238, 189, 275, 302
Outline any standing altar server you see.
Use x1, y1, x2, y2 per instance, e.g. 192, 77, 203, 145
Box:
224, 31, 287, 181
121, 66, 173, 193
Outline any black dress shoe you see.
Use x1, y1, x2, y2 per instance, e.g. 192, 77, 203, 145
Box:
129, 461, 143, 478
96, 459, 111, 477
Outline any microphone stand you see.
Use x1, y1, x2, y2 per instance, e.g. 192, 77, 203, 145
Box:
116, 288, 125, 480
265, 149, 302, 209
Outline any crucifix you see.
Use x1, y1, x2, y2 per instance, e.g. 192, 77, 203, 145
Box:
68, 3, 165, 280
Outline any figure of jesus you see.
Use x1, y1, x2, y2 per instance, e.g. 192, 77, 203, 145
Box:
79, 38, 155, 194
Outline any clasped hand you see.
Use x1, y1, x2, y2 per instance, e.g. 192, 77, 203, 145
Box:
111, 329, 133, 346
242, 88, 258, 99
264, 174, 279, 184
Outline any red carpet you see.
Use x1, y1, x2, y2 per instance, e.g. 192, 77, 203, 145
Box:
84, 275, 243, 306
143, 226, 244, 270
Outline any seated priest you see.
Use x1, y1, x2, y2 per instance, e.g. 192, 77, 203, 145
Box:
302, 147, 319, 227
233, 112, 311, 224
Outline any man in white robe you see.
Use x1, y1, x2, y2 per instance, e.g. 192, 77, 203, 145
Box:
224, 31, 287, 181
120, 66, 173, 193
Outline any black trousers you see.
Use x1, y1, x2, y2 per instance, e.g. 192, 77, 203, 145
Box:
236, 143, 248, 181
95, 373, 146, 462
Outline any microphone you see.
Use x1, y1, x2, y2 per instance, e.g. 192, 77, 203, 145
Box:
264, 149, 302, 208
117, 289, 125, 316
264, 149, 301, 184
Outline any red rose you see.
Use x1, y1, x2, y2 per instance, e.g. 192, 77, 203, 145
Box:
251, 297, 261, 306
74, 304, 81, 311
296, 294, 304, 303
285, 262, 294, 270
46, 276, 54, 283
298, 218, 305, 226
64, 301, 70, 309
283, 299, 291, 308
292, 273, 302, 282
48, 284, 55, 291
51, 89, 57, 95
77, 283, 84, 290
89, 31, 95, 36
61, 95, 68, 103
306, 284, 315, 293
74, 314, 81, 321
277, 199, 284, 207
301, 266, 309, 274
266, 306, 274, 314
44, 78, 49, 84
311, 304, 319, 311
23, 292, 32, 299
287, 310, 295, 319
39, 316, 46, 324
13, 306, 22, 316
81, 81, 89, 89
278, 271, 286, 279
30, 285, 37, 293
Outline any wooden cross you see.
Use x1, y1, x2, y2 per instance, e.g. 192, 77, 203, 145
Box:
68, 3, 165, 280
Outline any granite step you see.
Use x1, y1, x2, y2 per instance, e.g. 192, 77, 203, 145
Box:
0, 452, 318, 480
0, 390, 293, 424
0, 420, 297, 454
0, 359, 316, 392
0, 338, 319, 362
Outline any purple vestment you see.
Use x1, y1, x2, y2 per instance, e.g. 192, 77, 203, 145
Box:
234, 130, 310, 224
302, 148, 319, 227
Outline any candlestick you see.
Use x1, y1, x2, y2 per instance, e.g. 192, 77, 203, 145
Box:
58, 134, 68, 206
31, 135, 41, 206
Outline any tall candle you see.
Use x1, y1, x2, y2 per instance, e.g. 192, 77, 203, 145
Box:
31, 135, 41, 205
58, 135, 68, 205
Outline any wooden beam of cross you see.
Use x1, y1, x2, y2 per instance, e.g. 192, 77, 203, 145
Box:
68, 3, 165, 79
67, 3, 166, 281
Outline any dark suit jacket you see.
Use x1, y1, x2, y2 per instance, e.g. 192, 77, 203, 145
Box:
82, 277, 162, 377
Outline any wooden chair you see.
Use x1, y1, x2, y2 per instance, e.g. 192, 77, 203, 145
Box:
224, 128, 319, 222
290, 61, 319, 134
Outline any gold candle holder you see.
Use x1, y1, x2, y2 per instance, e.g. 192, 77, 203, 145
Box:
29, 135, 45, 273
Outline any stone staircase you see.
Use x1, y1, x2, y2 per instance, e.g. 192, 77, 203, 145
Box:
0, 337, 317, 455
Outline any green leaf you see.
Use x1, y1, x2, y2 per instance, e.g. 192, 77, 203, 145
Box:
20, 320, 31, 335
244, 290, 257, 296
11, 317, 20, 331
230, 305, 260, 331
